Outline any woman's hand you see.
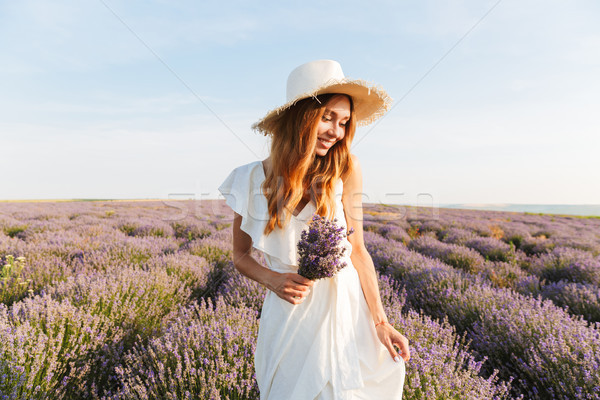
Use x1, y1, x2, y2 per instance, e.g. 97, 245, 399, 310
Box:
376, 322, 410, 363
268, 272, 314, 305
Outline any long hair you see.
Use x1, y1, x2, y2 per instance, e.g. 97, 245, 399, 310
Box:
261, 93, 356, 236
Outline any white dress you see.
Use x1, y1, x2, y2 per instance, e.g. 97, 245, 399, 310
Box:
218, 160, 405, 400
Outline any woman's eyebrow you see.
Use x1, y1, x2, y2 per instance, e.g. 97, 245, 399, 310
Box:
325, 110, 351, 119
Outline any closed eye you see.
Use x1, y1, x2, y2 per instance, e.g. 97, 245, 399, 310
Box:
323, 113, 349, 127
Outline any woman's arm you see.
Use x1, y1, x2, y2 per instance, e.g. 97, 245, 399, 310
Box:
342, 154, 410, 363
232, 212, 313, 305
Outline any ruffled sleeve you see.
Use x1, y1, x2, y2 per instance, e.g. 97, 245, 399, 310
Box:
217, 161, 265, 226
218, 161, 299, 267
218, 161, 349, 269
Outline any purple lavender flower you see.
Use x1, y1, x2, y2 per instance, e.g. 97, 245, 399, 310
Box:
297, 214, 354, 280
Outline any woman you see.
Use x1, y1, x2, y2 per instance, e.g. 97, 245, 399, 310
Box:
218, 60, 410, 399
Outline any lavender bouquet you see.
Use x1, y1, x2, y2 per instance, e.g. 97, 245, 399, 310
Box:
297, 214, 355, 280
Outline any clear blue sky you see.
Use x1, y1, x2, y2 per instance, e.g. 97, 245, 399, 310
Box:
2, 0, 599, 206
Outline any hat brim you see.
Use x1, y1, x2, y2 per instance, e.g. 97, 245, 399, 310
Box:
252, 78, 392, 136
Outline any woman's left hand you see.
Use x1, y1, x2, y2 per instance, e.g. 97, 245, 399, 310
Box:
375, 322, 410, 363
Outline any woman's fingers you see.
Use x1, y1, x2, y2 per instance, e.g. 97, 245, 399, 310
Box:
283, 276, 313, 304
376, 324, 410, 363
292, 273, 314, 287
393, 336, 411, 362
288, 291, 308, 304
384, 339, 400, 362
286, 287, 309, 298
270, 273, 314, 304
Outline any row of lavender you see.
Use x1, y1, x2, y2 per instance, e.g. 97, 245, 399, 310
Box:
0, 200, 599, 399
363, 205, 600, 399
364, 206, 600, 323
1, 201, 511, 399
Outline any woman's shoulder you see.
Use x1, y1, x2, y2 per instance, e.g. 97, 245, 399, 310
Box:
218, 160, 265, 201
222, 160, 265, 186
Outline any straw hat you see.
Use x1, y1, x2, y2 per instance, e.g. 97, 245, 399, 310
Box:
252, 59, 392, 135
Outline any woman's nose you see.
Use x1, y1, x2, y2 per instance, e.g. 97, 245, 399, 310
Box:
329, 124, 344, 139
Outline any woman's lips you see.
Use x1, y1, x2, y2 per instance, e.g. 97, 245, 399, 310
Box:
319, 138, 335, 148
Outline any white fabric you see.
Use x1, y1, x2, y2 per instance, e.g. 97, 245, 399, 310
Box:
286, 60, 346, 103
218, 160, 405, 400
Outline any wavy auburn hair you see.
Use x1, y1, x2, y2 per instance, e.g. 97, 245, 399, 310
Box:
260, 93, 356, 236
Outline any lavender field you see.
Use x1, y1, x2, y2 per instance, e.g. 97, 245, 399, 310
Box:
1, 200, 599, 400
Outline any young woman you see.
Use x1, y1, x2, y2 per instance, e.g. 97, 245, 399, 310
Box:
218, 60, 410, 399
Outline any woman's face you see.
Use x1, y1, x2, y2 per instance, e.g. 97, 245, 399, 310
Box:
315, 95, 351, 157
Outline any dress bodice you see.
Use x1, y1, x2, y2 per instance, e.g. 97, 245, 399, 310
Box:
218, 160, 352, 270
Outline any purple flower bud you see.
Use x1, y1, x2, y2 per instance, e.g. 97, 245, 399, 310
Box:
297, 214, 351, 280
